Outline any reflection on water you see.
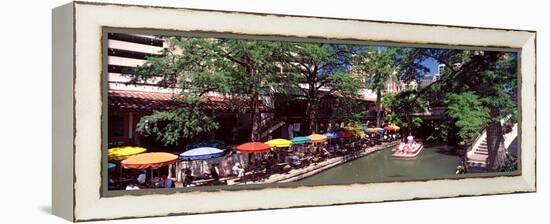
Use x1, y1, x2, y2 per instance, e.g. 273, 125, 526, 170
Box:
297, 145, 462, 185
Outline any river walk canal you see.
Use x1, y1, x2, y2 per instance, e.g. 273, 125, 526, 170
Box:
297, 144, 462, 185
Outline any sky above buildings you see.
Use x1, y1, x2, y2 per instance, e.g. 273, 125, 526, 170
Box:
422, 57, 439, 77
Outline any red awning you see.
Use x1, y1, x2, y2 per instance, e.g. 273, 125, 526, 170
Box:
108, 89, 273, 112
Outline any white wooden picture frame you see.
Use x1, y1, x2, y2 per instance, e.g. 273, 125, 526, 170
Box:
52, 1, 536, 221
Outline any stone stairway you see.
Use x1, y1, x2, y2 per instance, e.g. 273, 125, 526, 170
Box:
467, 138, 488, 169
465, 118, 517, 172
475, 140, 489, 156
259, 120, 286, 140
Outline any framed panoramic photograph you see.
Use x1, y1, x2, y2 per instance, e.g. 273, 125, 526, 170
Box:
52, 1, 536, 222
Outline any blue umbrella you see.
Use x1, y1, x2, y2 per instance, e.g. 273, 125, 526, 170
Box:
180, 147, 225, 161
325, 132, 340, 139
376, 127, 384, 134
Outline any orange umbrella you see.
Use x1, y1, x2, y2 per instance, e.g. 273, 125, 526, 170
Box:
236, 142, 270, 153
121, 152, 178, 169
308, 134, 327, 143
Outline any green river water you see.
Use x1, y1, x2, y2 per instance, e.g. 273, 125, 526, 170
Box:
297, 144, 462, 185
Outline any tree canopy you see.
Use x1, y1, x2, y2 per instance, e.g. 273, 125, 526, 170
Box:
274, 42, 363, 133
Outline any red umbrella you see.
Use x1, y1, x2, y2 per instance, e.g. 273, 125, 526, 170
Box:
336, 130, 353, 138
236, 142, 270, 153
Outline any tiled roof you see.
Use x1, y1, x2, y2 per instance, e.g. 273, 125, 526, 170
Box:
108, 90, 273, 112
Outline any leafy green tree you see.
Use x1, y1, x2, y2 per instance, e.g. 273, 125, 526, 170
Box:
274, 43, 362, 133
211, 39, 289, 141
444, 91, 490, 141
412, 49, 517, 170
136, 103, 219, 146
353, 47, 399, 128
381, 48, 516, 171
125, 37, 285, 144
125, 37, 233, 145
382, 92, 426, 134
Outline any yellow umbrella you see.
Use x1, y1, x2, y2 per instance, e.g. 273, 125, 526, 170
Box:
345, 126, 365, 136
390, 125, 400, 130
265, 138, 292, 148
108, 146, 147, 161
308, 134, 327, 143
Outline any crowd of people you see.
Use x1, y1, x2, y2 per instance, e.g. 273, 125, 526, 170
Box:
228, 133, 400, 184
121, 169, 175, 190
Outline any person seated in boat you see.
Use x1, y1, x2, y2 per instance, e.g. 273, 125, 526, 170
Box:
394, 139, 405, 153
407, 134, 414, 145
406, 138, 421, 153
399, 135, 413, 153
402, 144, 411, 153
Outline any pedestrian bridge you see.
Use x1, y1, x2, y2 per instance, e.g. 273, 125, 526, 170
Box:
411, 106, 446, 120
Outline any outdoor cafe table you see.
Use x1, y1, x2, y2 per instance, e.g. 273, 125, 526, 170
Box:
121, 152, 178, 188
178, 147, 225, 182
108, 146, 147, 188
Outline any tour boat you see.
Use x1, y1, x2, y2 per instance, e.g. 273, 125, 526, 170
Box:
392, 142, 424, 158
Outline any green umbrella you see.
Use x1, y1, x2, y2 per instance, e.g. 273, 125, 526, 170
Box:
291, 136, 311, 145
